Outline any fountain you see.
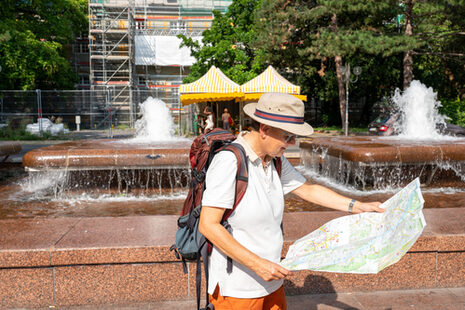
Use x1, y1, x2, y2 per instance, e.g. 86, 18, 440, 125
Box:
0, 97, 192, 219
23, 97, 191, 172
21, 97, 192, 196
301, 81, 465, 191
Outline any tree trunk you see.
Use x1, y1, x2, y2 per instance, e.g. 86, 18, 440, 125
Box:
403, 0, 414, 90
331, 13, 346, 129
335, 55, 346, 128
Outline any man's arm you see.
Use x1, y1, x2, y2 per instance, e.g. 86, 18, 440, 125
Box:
199, 206, 290, 281
292, 182, 384, 213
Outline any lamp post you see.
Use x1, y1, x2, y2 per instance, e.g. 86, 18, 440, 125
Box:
340, 63, 362, 136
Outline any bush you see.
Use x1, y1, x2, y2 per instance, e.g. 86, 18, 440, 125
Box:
439, 97, 465, 126
116, 124, 131, 130
320, 114, 329, 126
0, 117, 69, 140
0, 126, 41, 140
457, 109, 465, 127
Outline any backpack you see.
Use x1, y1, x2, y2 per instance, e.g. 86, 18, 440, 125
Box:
170, 128, 282, 310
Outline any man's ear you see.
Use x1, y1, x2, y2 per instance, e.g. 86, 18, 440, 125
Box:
259, 124, 270, 139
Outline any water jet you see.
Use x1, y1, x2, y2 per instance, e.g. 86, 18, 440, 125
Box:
302, 81, 465, 191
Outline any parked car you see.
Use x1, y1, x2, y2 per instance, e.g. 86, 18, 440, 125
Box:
368, 113, 399, 136
438, 122, 465, 136
368, 112, 465, 136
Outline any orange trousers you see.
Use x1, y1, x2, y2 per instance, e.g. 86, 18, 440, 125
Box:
208, 285, 286, 310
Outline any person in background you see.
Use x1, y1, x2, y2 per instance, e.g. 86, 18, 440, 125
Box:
221, 108, 232, 131
204, 106, 214, 133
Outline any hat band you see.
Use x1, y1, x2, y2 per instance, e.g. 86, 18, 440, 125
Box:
254, 109, 304, 124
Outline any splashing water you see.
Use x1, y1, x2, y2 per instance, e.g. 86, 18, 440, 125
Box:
392, 80, 447, 139
133, 97, 178, 141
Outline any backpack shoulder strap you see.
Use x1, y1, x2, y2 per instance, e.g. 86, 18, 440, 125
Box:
273, 156, 282, 178
218, 142, 248, 221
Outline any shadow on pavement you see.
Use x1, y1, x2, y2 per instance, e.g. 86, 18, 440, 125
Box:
285, 275, 360, 310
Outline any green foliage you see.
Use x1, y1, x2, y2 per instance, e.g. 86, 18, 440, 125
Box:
458, 109, 465, 127
255, 0, 465, 126
255, 0, 411, 126
404, 0, 465, 98
179, 0, 264, 84
320, 114, 329, 126
116, 124, 132, 130
439, 97, 465, 127
255, 0, 412, 66
181, 0, 464, 128
312, 126, 342, 132
0, 0, 88, 90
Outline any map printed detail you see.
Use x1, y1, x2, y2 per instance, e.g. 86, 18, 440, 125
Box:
280, 178, 426, 274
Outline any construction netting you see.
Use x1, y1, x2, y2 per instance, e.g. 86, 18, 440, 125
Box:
135, 35, 202, 66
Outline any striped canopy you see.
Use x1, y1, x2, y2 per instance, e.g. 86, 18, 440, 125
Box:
240, 66, 306, 101
180, 66, 244, 105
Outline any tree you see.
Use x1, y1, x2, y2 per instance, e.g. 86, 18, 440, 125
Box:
0, 0, 88, 90
399, 0, 465, 91
179, 0, 263, 84
255, 0, 416, 129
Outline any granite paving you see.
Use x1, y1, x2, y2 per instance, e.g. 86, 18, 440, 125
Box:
23, 287, 465, 310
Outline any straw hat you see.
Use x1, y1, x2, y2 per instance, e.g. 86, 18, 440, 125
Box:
243, 92, 313, 136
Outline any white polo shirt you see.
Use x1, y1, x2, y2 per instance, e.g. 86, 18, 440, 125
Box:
202, 132, 306, 298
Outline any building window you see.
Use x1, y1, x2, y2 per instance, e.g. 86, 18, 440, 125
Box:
80, 43, 89, 53
170, 21, 186, 31
136, 20, 146, 30
80, 75, 90, 85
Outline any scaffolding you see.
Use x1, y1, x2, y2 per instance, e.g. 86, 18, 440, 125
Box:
88, 0, 232, 128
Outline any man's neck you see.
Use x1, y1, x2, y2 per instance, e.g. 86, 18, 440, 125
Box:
242, 131, 271, 165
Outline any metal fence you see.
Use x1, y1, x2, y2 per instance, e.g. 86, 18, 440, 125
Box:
0, 88, 196, 137
1, 88, 370, 137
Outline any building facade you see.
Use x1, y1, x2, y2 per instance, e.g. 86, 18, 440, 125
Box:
81, 0, 231, 128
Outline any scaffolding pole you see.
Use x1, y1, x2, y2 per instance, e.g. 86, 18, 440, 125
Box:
129, 0, 135, 127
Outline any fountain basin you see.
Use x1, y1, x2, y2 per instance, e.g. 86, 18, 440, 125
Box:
22, 139, 192, 171
0, 141, 21, 158
301, 136, 465, 190
303, 136, 465, 163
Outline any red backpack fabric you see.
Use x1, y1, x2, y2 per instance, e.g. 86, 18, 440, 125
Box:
182, 128, 248, 218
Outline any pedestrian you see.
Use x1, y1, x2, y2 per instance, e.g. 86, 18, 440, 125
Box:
204, 106, 214, 133
199, 92, 384, 310
221, 108, 231, 130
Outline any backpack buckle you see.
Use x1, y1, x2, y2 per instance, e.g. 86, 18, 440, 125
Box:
192, 206, 202, 218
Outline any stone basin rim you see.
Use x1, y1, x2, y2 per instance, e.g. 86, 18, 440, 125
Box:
302, 136, 465, 163
25, 165, 191, 172
22, 138, 192, 170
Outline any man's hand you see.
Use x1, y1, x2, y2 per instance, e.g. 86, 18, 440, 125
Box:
353, 201, 384, 214
251, 258, 290, 282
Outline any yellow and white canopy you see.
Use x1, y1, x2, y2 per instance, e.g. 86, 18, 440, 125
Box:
240, 66, 306, 102
180, 66, 244, 105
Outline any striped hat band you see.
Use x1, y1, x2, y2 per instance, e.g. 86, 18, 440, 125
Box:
254, 109, 304, 124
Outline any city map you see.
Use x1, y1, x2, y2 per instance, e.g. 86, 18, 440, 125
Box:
280, 178, 426, 274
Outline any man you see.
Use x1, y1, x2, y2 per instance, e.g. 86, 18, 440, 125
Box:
199, 93, 383, 310
221, 108, 232, 130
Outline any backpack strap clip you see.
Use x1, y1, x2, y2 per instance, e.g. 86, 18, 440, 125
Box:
192, 169, 206, 184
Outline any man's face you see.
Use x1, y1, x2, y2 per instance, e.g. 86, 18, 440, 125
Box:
261, 125, 296, 158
